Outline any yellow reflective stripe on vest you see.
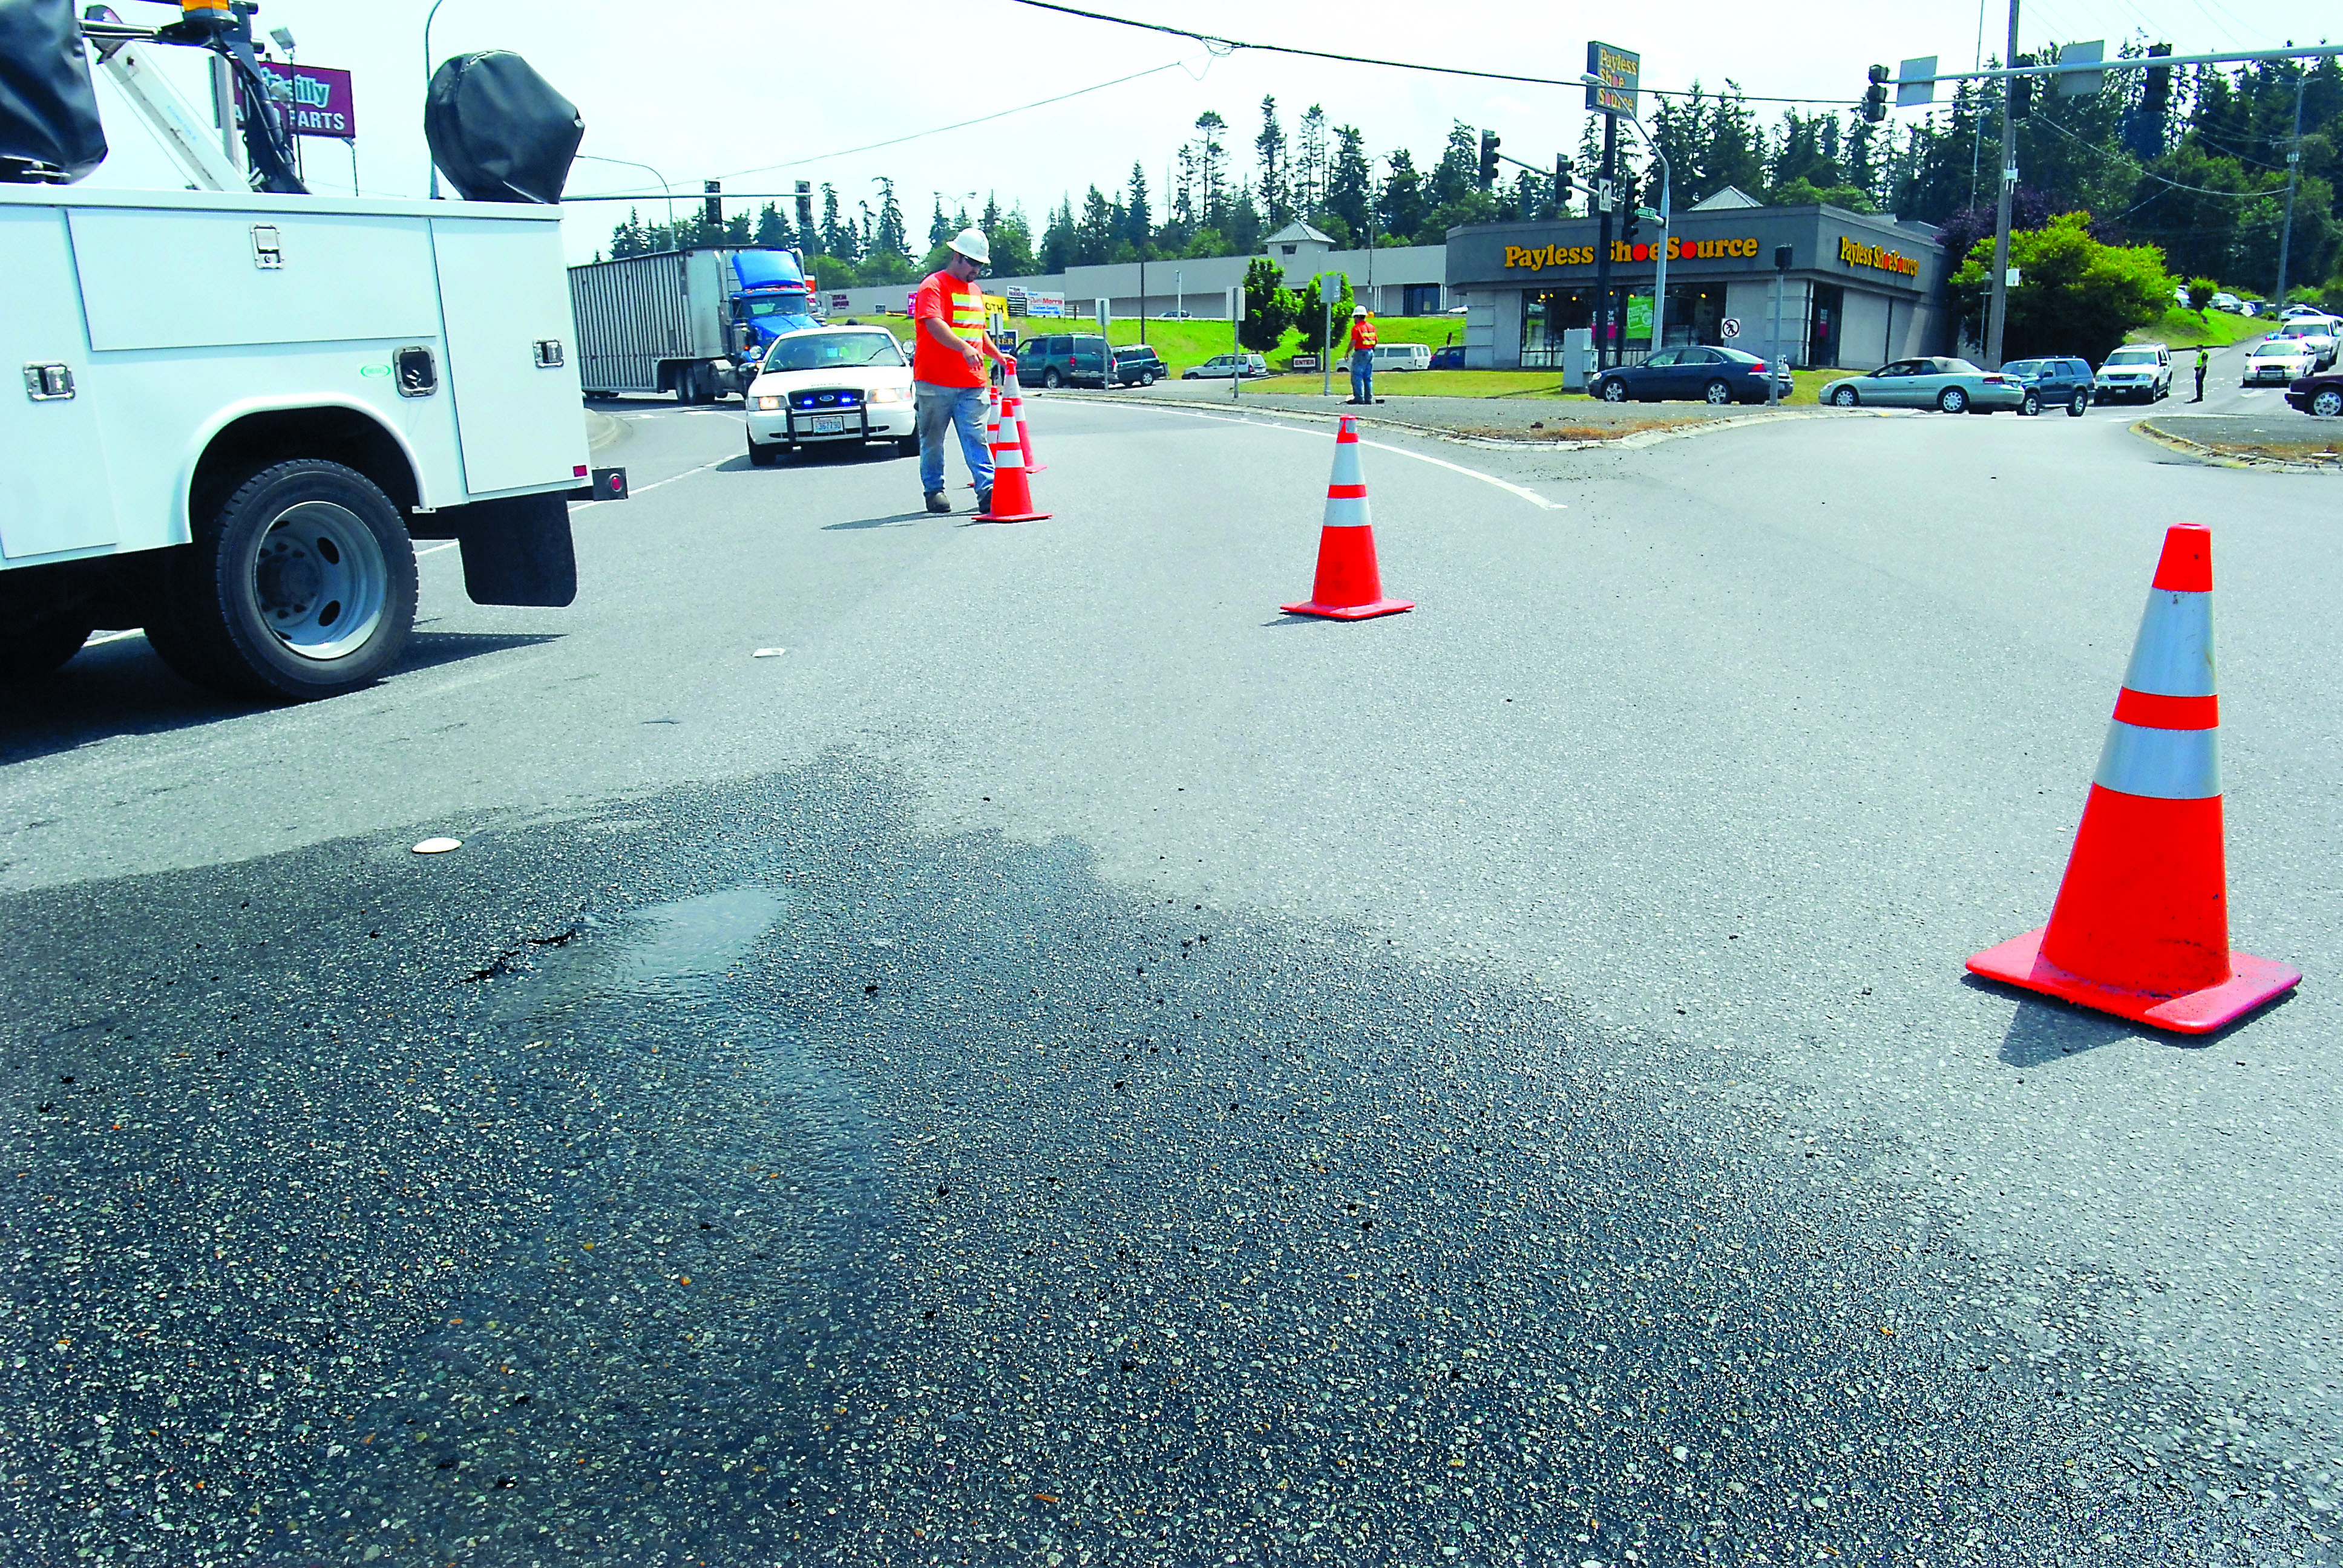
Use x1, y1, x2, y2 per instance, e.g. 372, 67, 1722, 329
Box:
947, 283, 986, 347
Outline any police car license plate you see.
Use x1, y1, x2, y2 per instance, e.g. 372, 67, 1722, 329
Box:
808, 414, 846, 434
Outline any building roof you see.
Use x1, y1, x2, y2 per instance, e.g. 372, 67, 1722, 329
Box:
1689, 185, 1762, 211
1263, 220, 1336, 245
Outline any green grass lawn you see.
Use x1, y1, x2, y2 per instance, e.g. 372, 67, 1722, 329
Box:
861, 310, 1467, 377
2131, 307, 2270, 349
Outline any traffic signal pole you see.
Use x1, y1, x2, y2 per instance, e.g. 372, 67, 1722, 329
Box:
1594, 114, 1617, 369
2275, 68, 2307, 304
1984, 0, 2019, 369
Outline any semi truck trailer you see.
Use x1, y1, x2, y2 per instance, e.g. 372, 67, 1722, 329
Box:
568, 246, 818, 402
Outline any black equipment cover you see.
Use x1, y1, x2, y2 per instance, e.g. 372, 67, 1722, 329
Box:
0, 0, 107, 182
424, 51, 582, 204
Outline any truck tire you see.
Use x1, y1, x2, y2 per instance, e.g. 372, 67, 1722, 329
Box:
146, 459, 416, 701
0, 618, 93, 683
1042, 367, 1063, 390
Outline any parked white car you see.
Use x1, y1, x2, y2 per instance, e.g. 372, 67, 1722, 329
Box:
1360, 342, 1434, 373
2093, 343, 2172, 404
742, 327, 915, 465
2244, 338, 2321, 385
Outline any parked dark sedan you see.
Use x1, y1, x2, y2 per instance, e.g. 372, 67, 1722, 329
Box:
1109, 345, 1168, 386
1592, 345, 1792, 405
1429, 344, 1466, 368
2286, 369, 2343, 417
1999, 355, 2094, 416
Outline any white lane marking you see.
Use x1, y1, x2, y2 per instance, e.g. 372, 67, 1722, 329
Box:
418, 540, 460, 558
1078, 402, 1564, 511
87, 627, 144, 646
618, 456, 730, 497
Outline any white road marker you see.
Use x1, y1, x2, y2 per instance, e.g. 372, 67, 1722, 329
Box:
752, 647, 787, 658
1084, 403, 1564, 511
411, 837, 462, 854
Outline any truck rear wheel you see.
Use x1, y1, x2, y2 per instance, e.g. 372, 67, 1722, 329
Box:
147, 459, 416, 701
0, 618, 93, 683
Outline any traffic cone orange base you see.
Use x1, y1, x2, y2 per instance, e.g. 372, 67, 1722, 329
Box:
1280, 594, 1414, 619
1966, 927, 2299, 1034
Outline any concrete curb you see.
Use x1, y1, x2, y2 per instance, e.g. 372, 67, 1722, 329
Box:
1032, 391, 1902, 452
2129, 418, 2343, 474
584, 408, 629, 453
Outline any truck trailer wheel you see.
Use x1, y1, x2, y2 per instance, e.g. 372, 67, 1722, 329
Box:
147, 459, 416, 701
0, 618, 93, 684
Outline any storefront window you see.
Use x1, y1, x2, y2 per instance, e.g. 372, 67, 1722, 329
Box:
1521, 289, 1594, 368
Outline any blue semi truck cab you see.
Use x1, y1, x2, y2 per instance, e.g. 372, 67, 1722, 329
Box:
726, 249, 819, 366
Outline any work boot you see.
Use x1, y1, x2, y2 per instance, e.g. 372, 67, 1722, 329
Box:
924, 491, 949, 514
975, 485, 995, 515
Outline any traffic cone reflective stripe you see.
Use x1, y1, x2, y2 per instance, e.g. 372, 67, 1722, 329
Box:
1966, 523, 2298, 1033
1004, 365, 1044, 472
1280, 418, 1411, 621
976, 377, 1050, 523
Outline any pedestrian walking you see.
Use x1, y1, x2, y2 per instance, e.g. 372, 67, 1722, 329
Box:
913, 228, 1008, 514
1347, 306, 1378, 405
2192, 345, 2209, 402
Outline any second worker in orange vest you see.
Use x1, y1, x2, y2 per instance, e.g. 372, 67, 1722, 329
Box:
1348, 307, 1380, 405
913, 227, 1010, 514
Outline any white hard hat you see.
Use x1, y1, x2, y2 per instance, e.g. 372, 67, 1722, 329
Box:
949, 227, 991, 266
1352, 305, 1368, 317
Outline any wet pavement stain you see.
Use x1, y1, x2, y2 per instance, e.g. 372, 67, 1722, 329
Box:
0, 755, 2303, 1567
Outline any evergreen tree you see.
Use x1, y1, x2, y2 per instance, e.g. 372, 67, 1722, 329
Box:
609, 207, 650, 259
1237, 256, 1295, 351
1378, 148, 1426, 244
754, 201, 792, 250
1428, 119, 1479, 210
873, 178, 909, 260
928, 194, 954, 250
1075, 185, 1117, 266
1256, 95, 1291, 226
1192, 111, 1230, 227
1296, 105, 1329, 217
820, 184, 858, 262
991, 206, 1038, 277
1701, 84, 1766, 199
1039, 196, 1078, 273
1125, 162, 1152, 254
1326, 125, 1372, 239
1228, 187, 1264, 254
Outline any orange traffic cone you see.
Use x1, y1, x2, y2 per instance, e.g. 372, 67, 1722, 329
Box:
1967, 523, 2298, 1033
975, 379, 1050, 524
1003, 362, 1044, 472
1280, 417, 1412, 620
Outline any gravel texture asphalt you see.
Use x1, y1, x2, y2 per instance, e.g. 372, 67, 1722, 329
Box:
6, 394, 2343, 1566
0, 760, 2298, 1567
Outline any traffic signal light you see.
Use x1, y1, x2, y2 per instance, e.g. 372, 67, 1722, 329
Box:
2011, 54, 2035, 120
1478, 130, 1501, 191
704, 179, 723, 229
1554, 153, 1573, 210
2142, 43, 2174, 119
1619, 174, 1640, 247
1863, 64, 1889, 123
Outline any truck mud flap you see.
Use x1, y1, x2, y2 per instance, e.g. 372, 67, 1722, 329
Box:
454, 492, 577, 607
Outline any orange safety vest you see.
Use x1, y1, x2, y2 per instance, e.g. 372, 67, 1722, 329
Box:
1349, 318, 1378, 352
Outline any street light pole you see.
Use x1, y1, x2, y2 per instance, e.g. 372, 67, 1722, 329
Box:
1984, 0, 2019, 368
2274, 68, 2308, 304
572, 154, 677, 237
423, 0, 451, 198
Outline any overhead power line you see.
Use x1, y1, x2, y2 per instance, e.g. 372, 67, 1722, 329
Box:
1006, 0, 1868, 105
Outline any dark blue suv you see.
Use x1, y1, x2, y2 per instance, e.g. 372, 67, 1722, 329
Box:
2000, 356, 2093, 416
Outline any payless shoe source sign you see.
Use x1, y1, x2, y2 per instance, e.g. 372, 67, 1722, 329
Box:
1502, 237, 1760, 270
1838, 236, 1922, 277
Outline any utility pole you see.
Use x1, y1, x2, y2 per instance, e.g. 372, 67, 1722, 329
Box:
1983, 0, 2019, 368
2275, 68, 2307, 304
1593, 114, 1617, 369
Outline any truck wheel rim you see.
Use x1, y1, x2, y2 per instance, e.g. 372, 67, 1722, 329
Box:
252, 501, 388, 662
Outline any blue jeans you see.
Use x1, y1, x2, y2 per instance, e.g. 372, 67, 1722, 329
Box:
916, 382, 994, 495
1351, 356, 1374, 402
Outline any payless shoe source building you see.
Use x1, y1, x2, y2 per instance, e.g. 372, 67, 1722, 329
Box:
1444, 194, 1950, 371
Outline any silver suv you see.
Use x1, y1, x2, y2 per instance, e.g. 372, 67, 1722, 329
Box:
2093, 343, 2172, 404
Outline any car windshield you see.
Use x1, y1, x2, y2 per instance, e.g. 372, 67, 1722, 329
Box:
762, 332, 902, 373
2278, 323, 2330, 338
741, 296, 808, 319
2104, 348, 2160, 365
2002, 359, 2042, 376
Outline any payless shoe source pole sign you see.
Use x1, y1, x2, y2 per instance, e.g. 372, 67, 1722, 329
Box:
1586, 41, 1639, 116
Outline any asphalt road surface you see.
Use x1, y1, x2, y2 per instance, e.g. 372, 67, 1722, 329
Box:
5, 393, 2341, 1567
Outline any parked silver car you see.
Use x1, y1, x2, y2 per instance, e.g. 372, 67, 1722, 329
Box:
1818, 356, 2025, 413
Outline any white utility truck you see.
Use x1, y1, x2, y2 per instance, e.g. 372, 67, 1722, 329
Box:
0, 4, 617, 699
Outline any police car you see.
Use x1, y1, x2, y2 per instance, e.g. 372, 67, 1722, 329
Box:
743, 326, 917, 465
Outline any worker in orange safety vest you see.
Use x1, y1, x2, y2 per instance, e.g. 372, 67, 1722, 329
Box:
913, 227, 1009, 514
1347, 306, 1379, 405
